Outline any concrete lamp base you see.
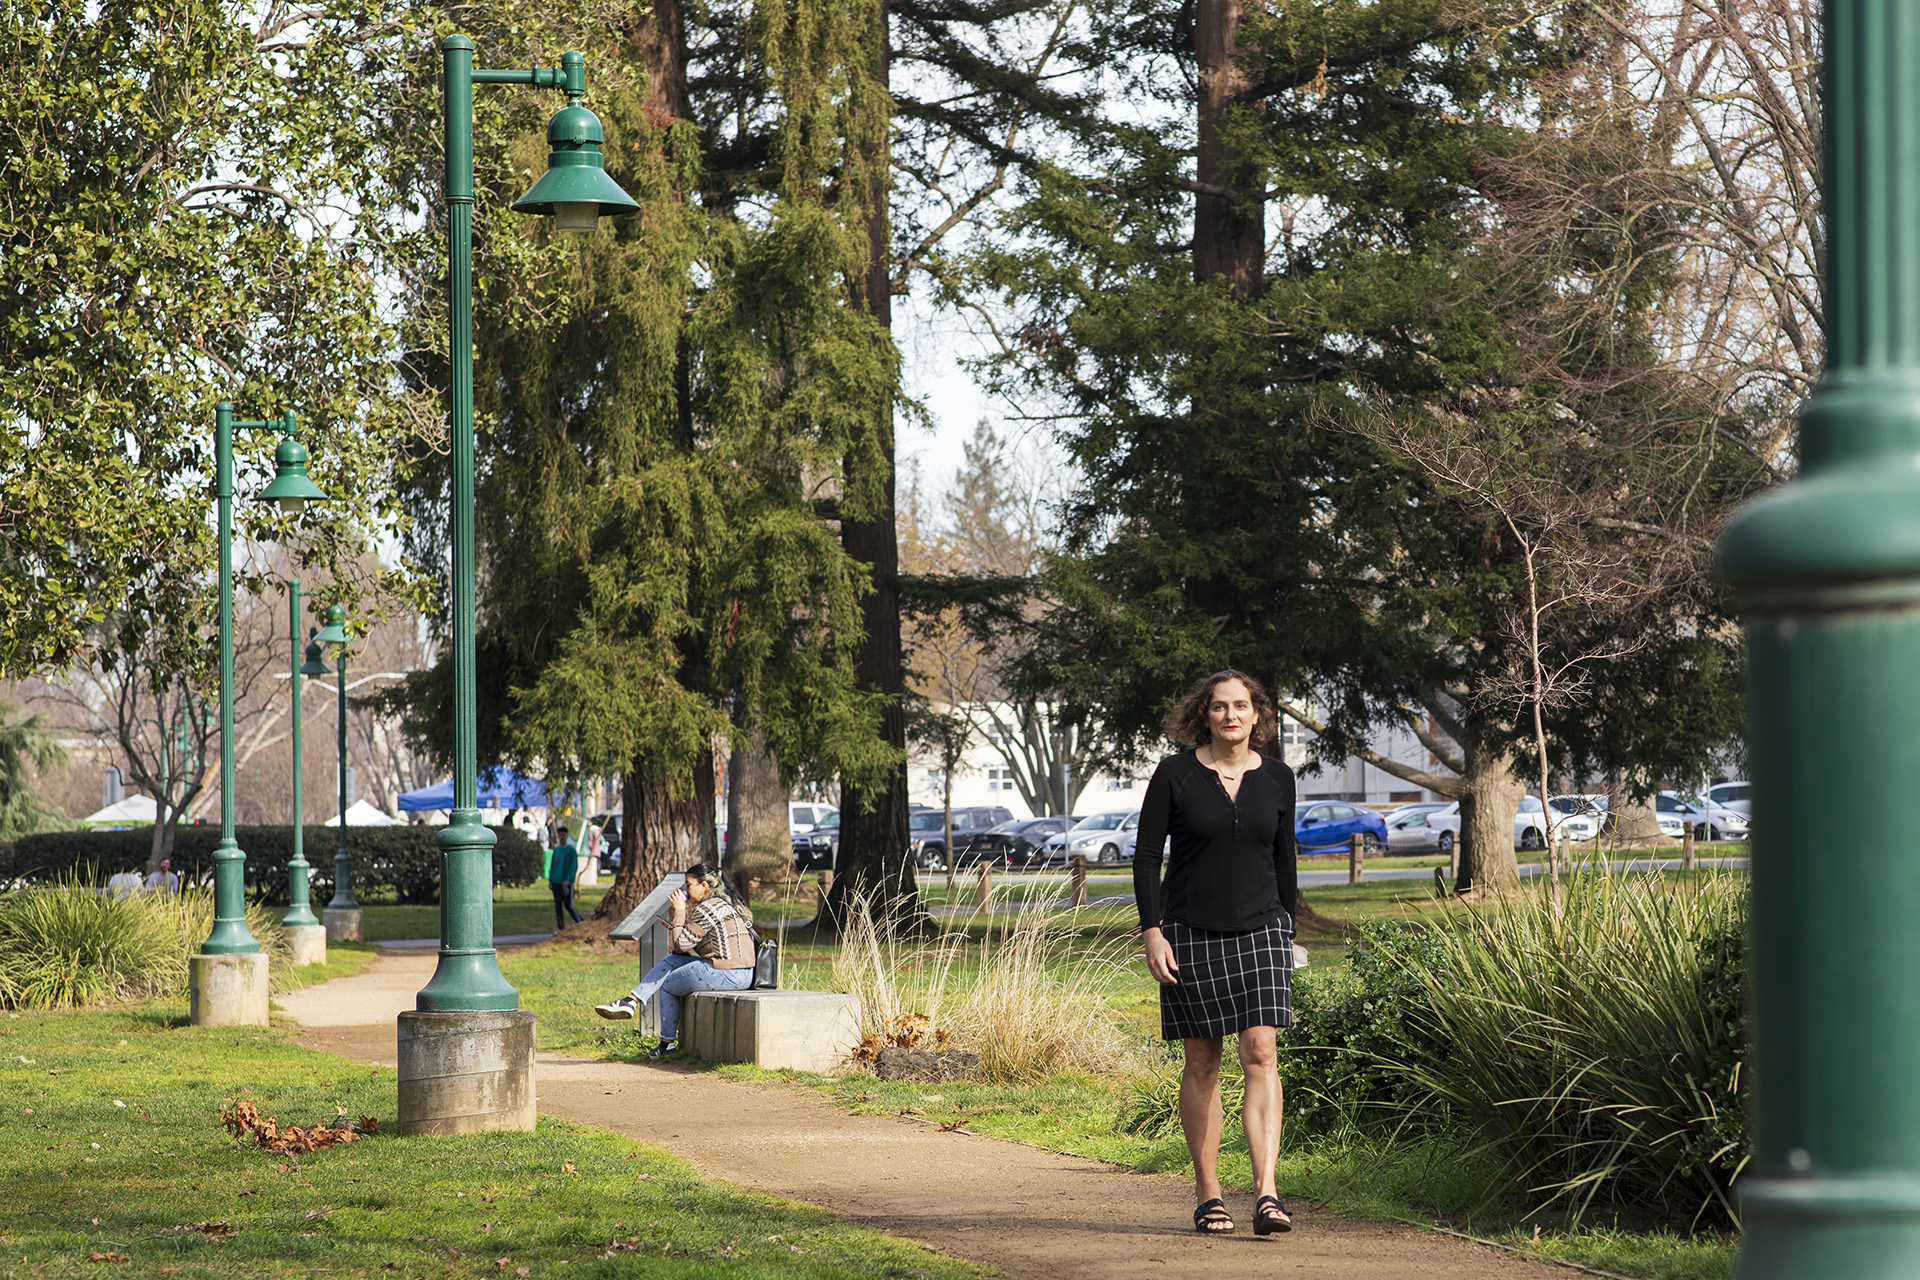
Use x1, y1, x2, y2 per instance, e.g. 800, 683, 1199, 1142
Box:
322, 908, 364, 943
396, 1010, 537, 1136
189, 953, 270, 1026
284, 924, 327, 967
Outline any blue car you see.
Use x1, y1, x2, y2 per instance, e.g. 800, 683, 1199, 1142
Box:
1295, 801, 1387, 853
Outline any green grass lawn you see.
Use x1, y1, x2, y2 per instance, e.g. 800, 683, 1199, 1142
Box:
0, 1005, 983, 1279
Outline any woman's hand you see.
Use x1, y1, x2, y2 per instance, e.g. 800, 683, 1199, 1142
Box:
1143, 926, 1179, 985
667, 888, 688, 925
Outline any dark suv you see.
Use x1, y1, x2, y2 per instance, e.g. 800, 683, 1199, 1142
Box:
960, 815, 1077, 869
910, 806, 1014, 870
791, 807, 842, 871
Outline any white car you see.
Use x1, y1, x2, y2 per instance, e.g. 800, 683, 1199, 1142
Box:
1707, 780, 1751, 819
1425, 794, 1597, 854
789, 801, 839, 835
1659, 791, 1748, 841
1041, 810, 1140, 864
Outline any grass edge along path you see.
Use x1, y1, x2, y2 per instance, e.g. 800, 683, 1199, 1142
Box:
0, 1003, 985, 1279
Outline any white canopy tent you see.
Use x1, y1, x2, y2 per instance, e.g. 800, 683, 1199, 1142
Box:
83, 795, 158, 825
321, 799, 400, 827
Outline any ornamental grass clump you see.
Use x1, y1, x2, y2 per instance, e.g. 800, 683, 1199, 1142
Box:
1375, 871, 1749, 1226
0, 878, 288, 1009
830, 883, 1141, 1082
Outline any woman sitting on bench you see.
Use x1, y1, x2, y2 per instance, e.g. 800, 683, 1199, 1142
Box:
593, 862, 755, 1058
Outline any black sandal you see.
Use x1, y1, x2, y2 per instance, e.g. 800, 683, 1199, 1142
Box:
1193, 1197, 1234, 1234
1253, 1193, 1292, 1235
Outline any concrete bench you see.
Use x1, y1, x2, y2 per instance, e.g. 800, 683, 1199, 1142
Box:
683, 989, 863, 1074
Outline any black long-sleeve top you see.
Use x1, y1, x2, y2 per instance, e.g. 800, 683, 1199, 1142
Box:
1133, 749, 1297, 934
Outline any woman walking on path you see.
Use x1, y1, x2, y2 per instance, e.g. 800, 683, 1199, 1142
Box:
1134, 670, 1298, 1236
593, 862, 755, 1058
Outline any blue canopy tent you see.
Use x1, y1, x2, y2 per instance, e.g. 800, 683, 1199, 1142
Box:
398, 768, 552, 813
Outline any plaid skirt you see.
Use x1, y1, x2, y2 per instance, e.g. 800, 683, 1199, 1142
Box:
1159, 914, 1294, 1040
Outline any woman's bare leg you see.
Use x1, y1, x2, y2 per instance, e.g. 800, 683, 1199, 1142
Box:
1240, 1026, 1287, 1218
1181, 1036, 1227, 1210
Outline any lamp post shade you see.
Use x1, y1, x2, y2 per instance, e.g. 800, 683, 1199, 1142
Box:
313, 604, 350, 646
300, 633, 330, 677
260, 410, 328, 514
509, 100, 638, 233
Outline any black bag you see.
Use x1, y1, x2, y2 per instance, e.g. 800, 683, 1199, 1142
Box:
750, 932, 780, 989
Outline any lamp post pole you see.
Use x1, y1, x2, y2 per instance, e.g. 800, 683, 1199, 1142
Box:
414, 36, 637, 1015
314, 603, 361, 941
1716, 2, 1920, 1274
395, 34, 637, 1137
202, 403, 263, 960
281, 583, 324, 965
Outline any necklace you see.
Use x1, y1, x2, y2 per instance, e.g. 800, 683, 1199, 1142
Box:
1205, 748, 1251, 781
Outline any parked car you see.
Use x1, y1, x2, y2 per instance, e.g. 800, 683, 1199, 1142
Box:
1707, 780, 1751, 819
1423, 794, 1592, 854
1659, 790, 1748, 841
1383, 802, 1451, 852
909, 806, 1014, 870
1296, 801, 1389, 853
1546, 795, 1607, 843
1039, 810, 1140, 865
788, 802, 839, 834
963, 815, 1076, 869
791, 807, 842, 871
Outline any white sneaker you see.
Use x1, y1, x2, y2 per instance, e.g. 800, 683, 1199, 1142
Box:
594, 996, 639, 1020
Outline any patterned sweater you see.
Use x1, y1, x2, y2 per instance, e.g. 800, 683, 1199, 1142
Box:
668, 896, 756, 969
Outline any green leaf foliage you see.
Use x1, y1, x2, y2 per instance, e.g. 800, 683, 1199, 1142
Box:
0, 1, 443, 678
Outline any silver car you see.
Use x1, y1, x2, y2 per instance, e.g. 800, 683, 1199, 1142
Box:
1384, 803, 1450, 852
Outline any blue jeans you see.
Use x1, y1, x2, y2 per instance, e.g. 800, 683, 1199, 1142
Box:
629, 953, 752, 1039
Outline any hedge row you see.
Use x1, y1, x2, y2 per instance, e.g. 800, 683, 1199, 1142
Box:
0, 825, 543, 906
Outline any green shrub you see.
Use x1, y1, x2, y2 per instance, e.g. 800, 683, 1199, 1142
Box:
1372, 874, 1750, 1226
1116, 919, 1452, 1140
0, 824, 542, 905
0, 881, 289, 1008
1277, 917, 1458, 1129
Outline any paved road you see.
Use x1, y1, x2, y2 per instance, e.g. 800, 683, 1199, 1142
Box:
916, 857, 1748, 917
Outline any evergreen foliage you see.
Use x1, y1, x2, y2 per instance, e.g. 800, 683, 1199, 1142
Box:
960, 0, 1764, 886
388, 7, 901, 897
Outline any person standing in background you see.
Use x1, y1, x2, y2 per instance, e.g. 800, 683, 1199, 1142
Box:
547, 823, 582, 930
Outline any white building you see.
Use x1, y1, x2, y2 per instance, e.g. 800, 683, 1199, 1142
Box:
907, 704, 1450, 817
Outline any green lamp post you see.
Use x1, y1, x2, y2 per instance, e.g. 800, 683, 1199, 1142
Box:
1715, 3, 1920, 1275
281, 584, 322, 936
312, 603, 359, 939
414, 37, 637, 1015
193, 404, 318, 1024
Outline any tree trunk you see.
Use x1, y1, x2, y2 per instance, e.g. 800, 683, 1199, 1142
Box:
1453, 740, 1524, 896
825, 0, 922, 933
1608, 770, 1665, 846
1194, 0, 1262, 295
589, 750, 717, 925
723, 725, 789, 886
630, 0, 690, 120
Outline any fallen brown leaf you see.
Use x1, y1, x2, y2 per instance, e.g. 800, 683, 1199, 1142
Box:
87, 1252, 127, 1263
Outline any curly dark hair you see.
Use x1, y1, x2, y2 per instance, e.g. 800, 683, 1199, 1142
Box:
1162, 669, 1278, 751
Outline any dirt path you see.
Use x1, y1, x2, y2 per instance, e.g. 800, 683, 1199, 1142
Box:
278, 953, 1569, 1279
